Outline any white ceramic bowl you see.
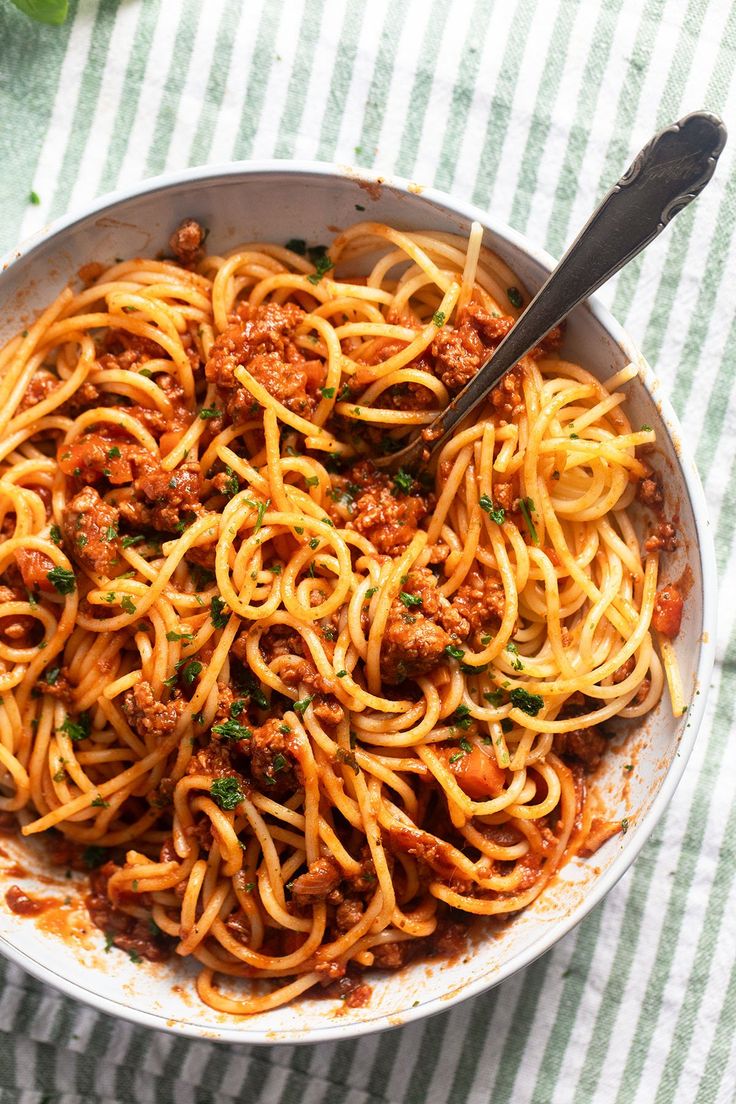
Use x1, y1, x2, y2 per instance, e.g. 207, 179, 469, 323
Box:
0, 163, 717, 1044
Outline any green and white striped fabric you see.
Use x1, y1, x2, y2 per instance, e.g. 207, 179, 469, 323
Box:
1, 0, 734, 1100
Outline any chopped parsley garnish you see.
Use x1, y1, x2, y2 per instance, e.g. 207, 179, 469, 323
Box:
47, 565, 75, 594
293, 695, 314, 714
518, 498, 539, 544
479, 495, 505, 524
230, 699, 247, 718
392, 468, 413, 495
121, 534, 145, 548
460, 661, 489, 675
91, 795, 109, 808
210, 595, 229, 629
272, 753, 287, 773
500, 718, 514, 734
60, 712, 91, 742
49, 524, 62, 545
223, 466, 240, 498
285, 238, 307, 255
105, 527, 117, 542
506, 642, 524, 671
484, 688, 506, 707
245, 497, 269, 532
320, 386, 336, 399
445, 644, 465, 661
507, 286, 523, 309
309, 537, 320, 550
212, 718, 252, 741
120, 595, 136, 615
44, 666, 61, 685
509, 688, 544, 716
107, 446, 121, 458
29, 191, 41, 205
621, 817, 630, 835
210, 776, 245, 810
640, 424, 652, 432
433, 310, 446, 326
336, 669, 347, 678
166, 628, 194, 642
279, 723, 290, 735
624, 764, 634, 773
76, 534, 88, 548
104, 931, 115, 952
199, 405, 221, 419
306, 475, 320, 487
450, 705, 473, 730
307, 251, 334, 284
399, 591, 423, 608
180, 659, 202, 685
365, 587, 378, 599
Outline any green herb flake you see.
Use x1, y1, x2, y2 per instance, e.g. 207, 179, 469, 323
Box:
392, 468, 413, 495
49, 524, 62, 545
120, 595, 136, 615
450, 705, 473, 730
223, 466, 240, 498
506, 642, 524, 671
320, 386, 336, 399
621, 817, 630, 835
212, 718, 252, 742
210, 595, 229, 629
91, 795, 109, 808
507, 286, 523, 309
399, 591, 422, 608
199, 405, 221, 420
518, 497, 539, 544
181, 659, 202, 685
28, 190, 41, 205
285, 238, 307, 255
307, 253, 334, 285
59, 712, 91, 742
47, 565, 75, 595
121, 534, 145, 548
433, 310, 446, 326
479, 495, 505, 524
166, 628, 194, 642
444, 644, 465, 661
107, 446, 121, 458
210, 776, 245, 810
293, 695, 314, 715
483, 688, 506, 707
510, 688, 544, 716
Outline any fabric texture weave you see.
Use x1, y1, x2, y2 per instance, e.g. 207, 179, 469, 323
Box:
0, 1, 734, 1101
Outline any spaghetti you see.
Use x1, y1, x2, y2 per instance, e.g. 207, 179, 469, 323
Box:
0, 219, 685, 1013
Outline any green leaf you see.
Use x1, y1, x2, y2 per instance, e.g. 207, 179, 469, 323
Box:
509, 688, 544, 716
11, 0, 68, 24
47, 565, 75, 594
210, 776, 245, 810
479, 495, 505, 525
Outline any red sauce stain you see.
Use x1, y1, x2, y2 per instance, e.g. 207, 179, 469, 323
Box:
356, 177, 383, 201
676, 562, 694, 599
5, 884, 61, 916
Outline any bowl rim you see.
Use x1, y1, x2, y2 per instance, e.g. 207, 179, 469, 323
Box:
0, 159, 718, 1045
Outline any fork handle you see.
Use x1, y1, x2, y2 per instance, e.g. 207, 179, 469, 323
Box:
391, 110, 726, 470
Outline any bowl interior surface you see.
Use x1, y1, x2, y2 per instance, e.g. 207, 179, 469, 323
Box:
0, 165, 715, 1043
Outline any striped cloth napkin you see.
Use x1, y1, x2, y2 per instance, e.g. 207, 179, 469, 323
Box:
1, 1, 735, 1101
